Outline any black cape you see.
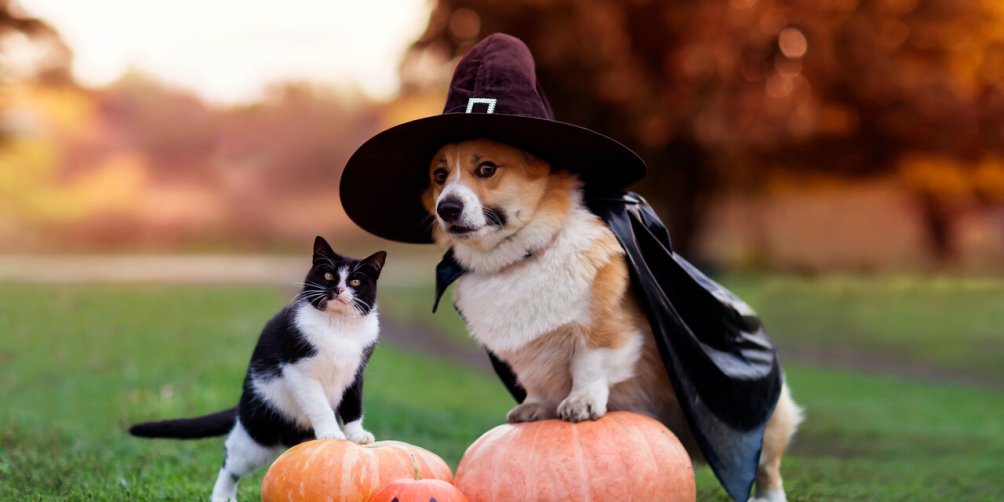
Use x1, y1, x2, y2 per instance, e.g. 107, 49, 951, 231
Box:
433, 192, 782, 501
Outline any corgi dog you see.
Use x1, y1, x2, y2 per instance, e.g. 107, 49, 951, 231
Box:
423, 138, 803, 502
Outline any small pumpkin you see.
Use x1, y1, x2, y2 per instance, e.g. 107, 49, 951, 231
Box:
261, 439, 454, 502
367, 478, 469, 502
455, 411, 695, 502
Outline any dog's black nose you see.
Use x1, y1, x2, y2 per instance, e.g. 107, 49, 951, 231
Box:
437, 198, 464, 223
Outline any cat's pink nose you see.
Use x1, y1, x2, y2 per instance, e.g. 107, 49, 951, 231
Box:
335, 287, 345, 295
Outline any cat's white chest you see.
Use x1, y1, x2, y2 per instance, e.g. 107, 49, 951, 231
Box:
454, 210, 610, 353
253, 307, 374, 416
295, 308, 378, 399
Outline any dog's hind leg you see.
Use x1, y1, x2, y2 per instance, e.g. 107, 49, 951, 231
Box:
749, 383, 803, 502
211, 420, 279, 502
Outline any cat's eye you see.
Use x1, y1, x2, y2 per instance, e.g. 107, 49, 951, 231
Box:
348, 279, 361, 287
433, 167, 448, 185
323, 272, 334, 281
475, 161, 497, 178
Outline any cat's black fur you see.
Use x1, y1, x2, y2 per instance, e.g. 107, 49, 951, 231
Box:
129, 236, 386, 500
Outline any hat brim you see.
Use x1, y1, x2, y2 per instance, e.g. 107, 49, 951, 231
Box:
340, 113, 646, 243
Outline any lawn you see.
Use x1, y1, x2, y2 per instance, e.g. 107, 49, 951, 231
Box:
1, 280, 1003, 500
725, 275, 1004, 385
383, 274, 1004, 386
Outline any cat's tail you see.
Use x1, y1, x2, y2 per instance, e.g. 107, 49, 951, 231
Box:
129, 407, 237, 439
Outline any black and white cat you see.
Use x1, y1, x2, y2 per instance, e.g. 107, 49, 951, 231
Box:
129, 236, 387, 502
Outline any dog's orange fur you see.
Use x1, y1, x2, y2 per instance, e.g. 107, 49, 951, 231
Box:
583, 236, 637, 350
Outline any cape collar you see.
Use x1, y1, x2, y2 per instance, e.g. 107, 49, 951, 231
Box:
433, 247, 537, 313
433, 249, 465, 313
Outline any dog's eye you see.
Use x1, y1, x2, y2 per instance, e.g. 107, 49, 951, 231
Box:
348, 279, 361, 287
433, 168, 448, 185
324, 272, 334, 281
475, 162, 497, 178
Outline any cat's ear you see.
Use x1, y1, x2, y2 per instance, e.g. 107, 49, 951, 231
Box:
312, 236, 339, 265
360, 251, 387, 279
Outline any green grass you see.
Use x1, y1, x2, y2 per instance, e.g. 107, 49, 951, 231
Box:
0, 284, 510, 500
697, 366, 1004, 500
2, 281, 1003, 500
384, 275, 1004, 386
724, 275, 1004, 384
379, 283, 472, 345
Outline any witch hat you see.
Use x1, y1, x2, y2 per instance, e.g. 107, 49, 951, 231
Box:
340, 33, 646, 243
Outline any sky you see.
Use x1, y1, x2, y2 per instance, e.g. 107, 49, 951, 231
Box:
19, 0, 430, 104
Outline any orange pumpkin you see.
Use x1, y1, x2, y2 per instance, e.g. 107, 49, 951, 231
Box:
455, 411, 695, 502
367, 478, 469, 502
261, 439, 454, 502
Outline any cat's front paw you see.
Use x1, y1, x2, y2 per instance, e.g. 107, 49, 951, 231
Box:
314, 426, 346, 441
557, 393, 607, 422
345, 428, 375, 445
506, 401, 555, 423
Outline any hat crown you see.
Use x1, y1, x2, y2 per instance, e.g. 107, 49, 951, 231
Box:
443, 34, 555, 119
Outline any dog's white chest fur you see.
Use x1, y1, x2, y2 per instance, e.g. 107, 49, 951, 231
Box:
455, 206, 611, 353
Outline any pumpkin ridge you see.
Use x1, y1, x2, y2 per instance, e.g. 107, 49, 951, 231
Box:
628, 414, 659, 498
528, 421, 547, 500
570, 424, 592, 502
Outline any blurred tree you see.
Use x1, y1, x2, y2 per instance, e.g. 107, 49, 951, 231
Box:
1, 0, 72, 150
405, 0, 1004, 259
97, 73, 218, 183
0, 0, 71, 83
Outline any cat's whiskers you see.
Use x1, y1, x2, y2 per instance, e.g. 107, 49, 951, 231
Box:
303, 293, 328, 307
291, 285, 331, 310
287, 289, 316, 307
287, 292, 311, 308
288, 281, 330, 306
300, 282, 332, 301
302, 280, 329, 291
349, 297, 370, 317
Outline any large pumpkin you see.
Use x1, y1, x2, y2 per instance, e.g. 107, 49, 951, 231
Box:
455, 411, 695, 502
261, 439, 454, 502
367, 478, 469, 502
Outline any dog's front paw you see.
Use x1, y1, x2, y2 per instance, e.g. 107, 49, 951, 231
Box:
557, 393, 607, 422
345, 428, 375, 445
749, 488, 787, 502
507, 401, 554, 423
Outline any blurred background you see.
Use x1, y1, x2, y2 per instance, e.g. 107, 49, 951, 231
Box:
2, 0, 1003, 269
1, 0, 1002, 500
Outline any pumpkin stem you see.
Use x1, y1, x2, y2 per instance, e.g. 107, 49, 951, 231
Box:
409, 452, 421, 480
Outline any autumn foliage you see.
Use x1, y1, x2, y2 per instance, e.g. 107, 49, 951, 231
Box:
2, 0, 1004, 267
